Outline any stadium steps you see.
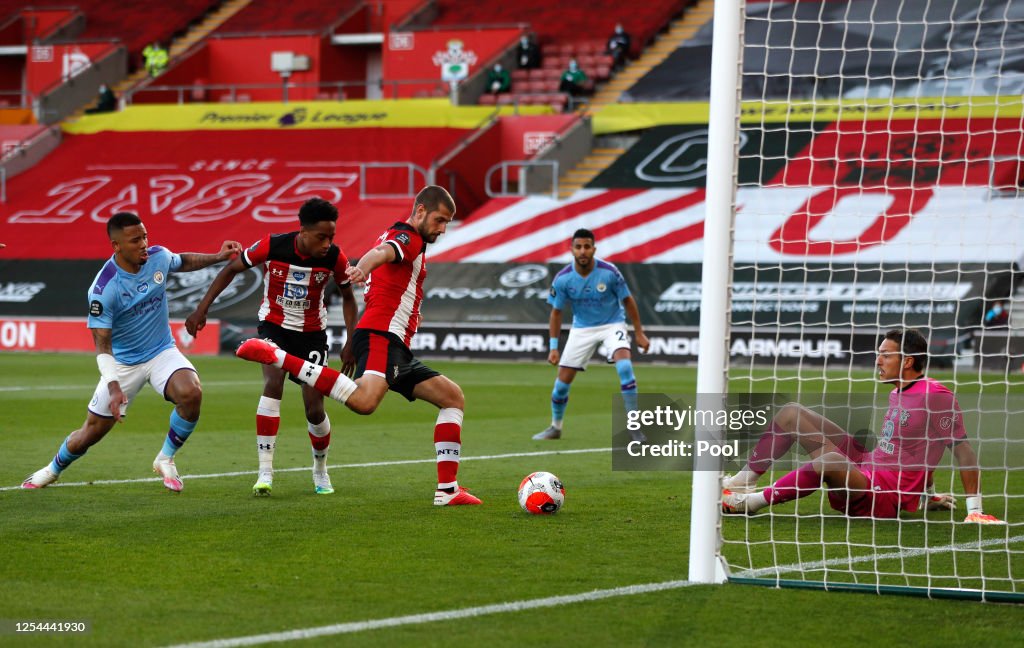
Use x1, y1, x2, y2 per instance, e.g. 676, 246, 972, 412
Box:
557, 147, 625, 199
63, 0, 253, 122
588, 0, 715, 110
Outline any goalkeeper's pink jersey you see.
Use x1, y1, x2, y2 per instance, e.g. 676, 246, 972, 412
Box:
864, 377, 967, 511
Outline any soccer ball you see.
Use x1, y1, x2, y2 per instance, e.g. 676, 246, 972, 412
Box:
518, 471, 565, 514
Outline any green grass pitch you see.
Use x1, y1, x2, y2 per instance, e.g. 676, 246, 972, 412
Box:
1, 353, 1021, 646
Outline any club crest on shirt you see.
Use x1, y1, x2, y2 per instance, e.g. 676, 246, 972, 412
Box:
596, 282, 607, 293
314, 271, 328, 284
898, 409, 910, 425
153, 271, 164, 285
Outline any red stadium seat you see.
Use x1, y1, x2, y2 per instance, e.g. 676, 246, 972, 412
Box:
527, 80, 548, 94
478, 94, 497, 105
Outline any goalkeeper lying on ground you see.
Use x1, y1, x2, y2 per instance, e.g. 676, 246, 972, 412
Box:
722, 328, 1005, 524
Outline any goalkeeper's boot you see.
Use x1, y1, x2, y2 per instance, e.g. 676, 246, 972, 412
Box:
434, 486, 482, 506
964, 512, 1007, 525
21, 465, 59, 489
253, 470, 273, 496
236, 338, 279, 365
721, 473, 756, 494
721, 489, 751, 515
312, 471, 334, 495
532, 425, 562, 441
152, 455, 183, 492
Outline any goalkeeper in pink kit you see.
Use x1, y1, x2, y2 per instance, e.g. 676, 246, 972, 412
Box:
723, 328, 1005, 524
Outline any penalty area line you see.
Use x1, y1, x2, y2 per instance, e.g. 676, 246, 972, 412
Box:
1, 447, 611, 491
162, 579, 697, 648
162, 533, 1024, 647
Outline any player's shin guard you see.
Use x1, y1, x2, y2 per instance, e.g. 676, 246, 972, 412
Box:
48, 435, 85, 474
434, 408, 463, 491
161, 410, 197, 458
256, 396, 281, 472
615, 358, 638, 413
551, 379, 570, 429
308, 413, 330, 472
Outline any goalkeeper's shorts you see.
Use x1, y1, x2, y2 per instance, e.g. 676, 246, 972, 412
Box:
827, 468, 901, 518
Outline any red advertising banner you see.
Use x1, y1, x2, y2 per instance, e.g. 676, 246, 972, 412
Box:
0, 317, 220, 354
769, 118, 1024, 187
0, 127, 469, 259
383, 28, 522, 98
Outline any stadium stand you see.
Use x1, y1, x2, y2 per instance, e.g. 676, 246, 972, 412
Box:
421, 0, 688, 109
429, 0, 686, 58
214, 0, 362, 33
66, 0, 220, 60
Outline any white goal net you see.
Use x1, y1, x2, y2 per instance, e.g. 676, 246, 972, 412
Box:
705, 0, 1024, 600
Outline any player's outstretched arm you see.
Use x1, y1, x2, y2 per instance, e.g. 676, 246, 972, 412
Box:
185, 256, 247, 336
178, 240, 242, 272
953, 440, 1007, 524
346, 244, 396, 286
622, 295, 650, 353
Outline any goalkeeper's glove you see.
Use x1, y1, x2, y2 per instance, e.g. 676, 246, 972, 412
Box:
963, 495, 1007, 525
926, 493, 957, 511
923, 484, 956, 511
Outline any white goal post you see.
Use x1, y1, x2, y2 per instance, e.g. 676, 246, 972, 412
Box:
691, 0, 1024, 601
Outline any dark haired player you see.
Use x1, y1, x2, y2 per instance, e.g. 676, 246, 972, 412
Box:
533, 228, 650, 441
23, 212, 241, 491
722, 328, 1004, 524
235, 186, 482, 506
187, 197, 357, 496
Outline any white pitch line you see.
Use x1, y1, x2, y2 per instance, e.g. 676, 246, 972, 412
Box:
162, 533, 1024, 648
162, 580, 697, 648
0, 447, 610, 492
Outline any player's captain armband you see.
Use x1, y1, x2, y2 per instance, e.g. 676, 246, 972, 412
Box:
97, 353, 119, 384
549, 338, 559, 351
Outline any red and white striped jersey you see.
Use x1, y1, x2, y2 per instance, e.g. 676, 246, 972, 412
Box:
243, 232, 350, 332
357, 222, 426, 347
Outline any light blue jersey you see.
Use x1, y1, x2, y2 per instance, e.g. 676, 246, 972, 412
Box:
87, 246, 182, 365
548, 259, 631, 328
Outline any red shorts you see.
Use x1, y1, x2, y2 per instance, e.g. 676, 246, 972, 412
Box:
827, 468, 901, 518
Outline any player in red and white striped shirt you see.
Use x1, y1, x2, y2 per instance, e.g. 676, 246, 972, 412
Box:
236, 186, 481, 506
186, 197, 358, 496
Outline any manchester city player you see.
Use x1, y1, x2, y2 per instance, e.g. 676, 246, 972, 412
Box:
22, 212, 241, 492
533, 228, 650, 440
